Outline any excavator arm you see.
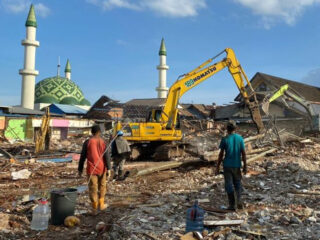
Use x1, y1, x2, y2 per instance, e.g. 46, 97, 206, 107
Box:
161, 48, 264, 133
262, 84, 315, 119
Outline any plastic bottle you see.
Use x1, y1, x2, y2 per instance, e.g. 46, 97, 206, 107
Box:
186, 200, 205, 233
31, 199, 50, 231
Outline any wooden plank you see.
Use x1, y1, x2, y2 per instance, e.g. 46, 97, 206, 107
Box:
0, 147, 14, 160
204, 219, 244, 227
247, 147, 270, 154
247, 148, 277, 164
0, 172, 11, 180
135, 159, 203, 177
290, 190, 320, 196
135, 161, 183, 176
200, 205, 233, 214
244, 134, 265, 143
233, 229, 266, 238
142, 232, 159, 240
180, 232, 197, 240
208, 227, 231, 238
137, 202, 163, 207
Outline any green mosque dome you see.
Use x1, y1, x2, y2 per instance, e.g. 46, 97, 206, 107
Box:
35, 76, 90, 106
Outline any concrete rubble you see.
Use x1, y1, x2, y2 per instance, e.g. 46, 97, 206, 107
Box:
0, 127, 319, 240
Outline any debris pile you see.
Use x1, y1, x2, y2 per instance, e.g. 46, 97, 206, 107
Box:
0, 130, 319, 239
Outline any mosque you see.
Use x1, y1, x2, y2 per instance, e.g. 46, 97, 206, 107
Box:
18, 5, 169, 111
19, 5, 92, 111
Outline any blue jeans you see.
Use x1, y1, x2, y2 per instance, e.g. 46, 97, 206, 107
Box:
223, 167, 242, 194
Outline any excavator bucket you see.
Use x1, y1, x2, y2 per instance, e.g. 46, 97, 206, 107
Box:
261, 84, 290, 116
261, 99, 270, 115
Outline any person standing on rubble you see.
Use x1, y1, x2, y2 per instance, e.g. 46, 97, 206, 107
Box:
78, 125, 111, 213
111, 130, 131, 180
215, 120, 247, 210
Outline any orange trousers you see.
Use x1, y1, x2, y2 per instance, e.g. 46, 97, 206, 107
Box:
88, 172, 107, 203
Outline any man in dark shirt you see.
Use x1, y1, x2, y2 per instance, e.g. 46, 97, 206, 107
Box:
111, 130, 131, 180
215, 121, 247, 210
78, 125, 111, 212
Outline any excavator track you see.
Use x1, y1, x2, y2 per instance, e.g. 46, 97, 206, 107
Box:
129, 141, 194, 161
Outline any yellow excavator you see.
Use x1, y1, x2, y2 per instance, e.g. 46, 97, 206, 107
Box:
115, 48, 265, 160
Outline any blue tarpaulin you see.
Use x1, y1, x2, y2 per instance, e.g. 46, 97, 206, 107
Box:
37, 157, 73, 163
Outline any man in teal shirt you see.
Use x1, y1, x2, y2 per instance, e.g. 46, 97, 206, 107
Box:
215, 121, 247, 210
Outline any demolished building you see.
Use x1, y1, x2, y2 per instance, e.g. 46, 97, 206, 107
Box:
215, 72, 320, 133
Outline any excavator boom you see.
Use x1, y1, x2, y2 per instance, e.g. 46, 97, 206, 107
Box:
161, 48, 264, 133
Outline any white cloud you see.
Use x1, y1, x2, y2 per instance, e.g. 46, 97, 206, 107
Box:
234, 0, 320, 28
1, 0, 50, 17
102, 0, 141, 10
116, 39, 128, 46
34, 3, 50, 17
302, 68, 320, 87
1, 0, 29, 13
86, 0, 206, 17
86, 0, 141, 10
142, 0, 206, 17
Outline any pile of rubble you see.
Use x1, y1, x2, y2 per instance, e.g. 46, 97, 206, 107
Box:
104, 145, 320, 240
0, 130, 319, 240
50, 135, 87, 153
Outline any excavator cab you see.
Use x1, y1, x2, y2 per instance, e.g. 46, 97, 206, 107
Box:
146, 109, 162, 123
146, 109, 181, 129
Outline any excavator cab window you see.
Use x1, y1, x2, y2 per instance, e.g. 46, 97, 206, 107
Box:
155, 110, 161, 122
146, 109, 162, 123
146, 111, 152, 122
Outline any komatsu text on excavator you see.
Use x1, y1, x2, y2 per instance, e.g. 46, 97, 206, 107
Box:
115, 48, 265, 160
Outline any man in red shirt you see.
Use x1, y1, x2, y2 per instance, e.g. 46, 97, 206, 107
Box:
78, 125, 111, 212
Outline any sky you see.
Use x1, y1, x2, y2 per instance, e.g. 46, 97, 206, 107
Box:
0, 0, 320, 106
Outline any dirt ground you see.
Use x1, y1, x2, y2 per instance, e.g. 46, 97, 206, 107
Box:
0, 137, 320, 240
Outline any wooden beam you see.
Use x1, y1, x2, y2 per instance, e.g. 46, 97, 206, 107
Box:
247, 148, 277, 164
290, 190, 320, 196
204, 219, 244, 227
135, 160, 203, 177
247, 147, 270, 154
244, 133, 265, 143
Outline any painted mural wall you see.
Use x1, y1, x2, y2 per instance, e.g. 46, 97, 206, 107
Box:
2, 117, 93, 141
5, 119, 27, 140
4, 118, 33, 141
0, 117, 5, 130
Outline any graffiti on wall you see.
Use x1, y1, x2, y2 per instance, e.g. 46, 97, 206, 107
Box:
4, 119, 33, 141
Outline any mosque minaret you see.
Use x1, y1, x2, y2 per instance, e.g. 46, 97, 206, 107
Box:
19, 4, 40, 109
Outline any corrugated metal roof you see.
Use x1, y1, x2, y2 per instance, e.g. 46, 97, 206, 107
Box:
0, 106, 44, 115
48, 104, 87, 115
125, 98, 166, 106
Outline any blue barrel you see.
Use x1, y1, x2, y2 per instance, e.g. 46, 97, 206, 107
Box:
186, 200, 205, 233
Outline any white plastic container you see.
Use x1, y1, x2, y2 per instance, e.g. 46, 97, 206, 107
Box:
30, 199, 50, 231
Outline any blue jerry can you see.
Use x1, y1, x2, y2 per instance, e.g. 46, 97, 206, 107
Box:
186, 200, 205, 233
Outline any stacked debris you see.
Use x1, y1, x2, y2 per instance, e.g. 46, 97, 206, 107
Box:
0, 129, 319, 239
